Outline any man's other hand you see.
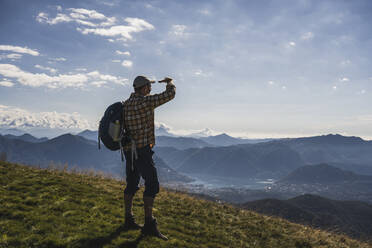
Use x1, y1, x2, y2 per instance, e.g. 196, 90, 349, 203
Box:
158, 77, 173, 83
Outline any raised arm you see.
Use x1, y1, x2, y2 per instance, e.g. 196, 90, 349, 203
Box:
145, 79, 176, 109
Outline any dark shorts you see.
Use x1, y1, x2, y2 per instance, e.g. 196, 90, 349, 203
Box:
124, 145, 159, 198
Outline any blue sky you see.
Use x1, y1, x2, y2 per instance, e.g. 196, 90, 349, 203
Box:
0, 0, 372, 139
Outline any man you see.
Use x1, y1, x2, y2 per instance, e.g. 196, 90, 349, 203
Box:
122, 75, 175, 240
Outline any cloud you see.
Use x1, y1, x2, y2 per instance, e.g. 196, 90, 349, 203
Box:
36, 8, 116, 27
37, 8, 154, 42
79, 18, 154, 41
339, 77, 349, 82
268, 81, 275, 85
289, 41, 296, 47
111, 59, 121, 63
121, 60, 133, 68
0, 80, 14, 87
333, 85, 337, 90
0, 53, 23, 60
35, 64, 58, 74
116, 50, 131, 56
194, 69, 212, 77
198, 9, 211, 16
0, 64, 128, 88
0, 105, 94, 130
86, 70, 128, 85
301, 32, 314, 40
48, 57, 67, 64
0, 45, 39, 56
170, 25, 188, 37
91, 81, 107, 87
36, 12, 72, 25
340, 60, 351, 66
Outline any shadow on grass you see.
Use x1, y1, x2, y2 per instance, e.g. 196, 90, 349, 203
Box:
74, 224, 143, 248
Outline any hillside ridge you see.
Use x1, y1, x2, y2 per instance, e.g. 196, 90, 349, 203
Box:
1, 161, 371, 248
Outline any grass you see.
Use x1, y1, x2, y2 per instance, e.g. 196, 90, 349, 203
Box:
0, 161, 371, 248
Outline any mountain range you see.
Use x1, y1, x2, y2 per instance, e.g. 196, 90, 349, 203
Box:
0, 133, 190, 183
242, 194, 372, 240
76, 129, 269, 148
279, 163, 372, 184
156, 134, 372, 179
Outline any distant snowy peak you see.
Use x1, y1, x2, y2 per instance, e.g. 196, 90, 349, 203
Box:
154, 122, 177, 137
187, 128, 220, 138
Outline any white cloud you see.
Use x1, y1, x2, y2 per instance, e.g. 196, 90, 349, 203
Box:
0, 105, 94, 130
301, 32, 314, 40
116, 50, 131, 56
37, 8, 117, 27
36, 8, 154, 42
0, 45, 39, 56
99, 1, 117, 7
339, 77, 350, 82
79, 18, 154, 41
121, 60, 133, 68
289, 41, 296, 47
170, 25, 188, 37
75, 68, 87, 71
0, 53, 23, 60
198, 9, 211, 16
268, 81, 275, 85
0, 64, 128, 88
36, 12, 72, 25
194, 69, 212, 77
111, 59, 121, 63
86, 70, 128, 85
56, 5, 62, 11
69, 8, 106, 20
49, 57, 67, 63
0, 80, 14, 87
340, 60, 351, 66
358, 89, 366, 95
281, 86, 287, 90
91, 81, 107, 87
35, 64, 58, 74
333, 85, 337, 90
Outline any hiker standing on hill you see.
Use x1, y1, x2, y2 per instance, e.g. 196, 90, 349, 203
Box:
122, 75, 175, 240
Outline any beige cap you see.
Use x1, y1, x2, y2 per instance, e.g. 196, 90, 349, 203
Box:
133, 75, 155, 88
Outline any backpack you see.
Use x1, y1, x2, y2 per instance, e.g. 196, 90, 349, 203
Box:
98, 102, 131, 155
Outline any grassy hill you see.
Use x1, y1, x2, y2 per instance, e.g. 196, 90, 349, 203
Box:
0, 162, 371, 248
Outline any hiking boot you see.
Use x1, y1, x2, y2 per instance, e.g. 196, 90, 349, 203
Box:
142, 218, 168, 240
124, 214, 142, 230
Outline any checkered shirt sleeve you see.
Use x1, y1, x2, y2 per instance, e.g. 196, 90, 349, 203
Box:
123, 83, 175, 150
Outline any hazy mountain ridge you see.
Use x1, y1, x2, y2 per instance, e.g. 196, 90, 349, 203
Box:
280, 163, 372, 184
242, 194, 372, 240
0, 134, 190, 183
4, 133, 48, 143
156, 133, 372, 178
279, 134, 372, 166
157, 142, 305, 178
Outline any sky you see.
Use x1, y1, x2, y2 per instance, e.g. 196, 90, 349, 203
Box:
0, 0, 372, 139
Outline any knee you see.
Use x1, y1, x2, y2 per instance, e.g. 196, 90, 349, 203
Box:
124, 180, 140, 196
144, 180, 159, 198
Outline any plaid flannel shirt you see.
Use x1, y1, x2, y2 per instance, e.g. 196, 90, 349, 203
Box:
123, 83, 175, 151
